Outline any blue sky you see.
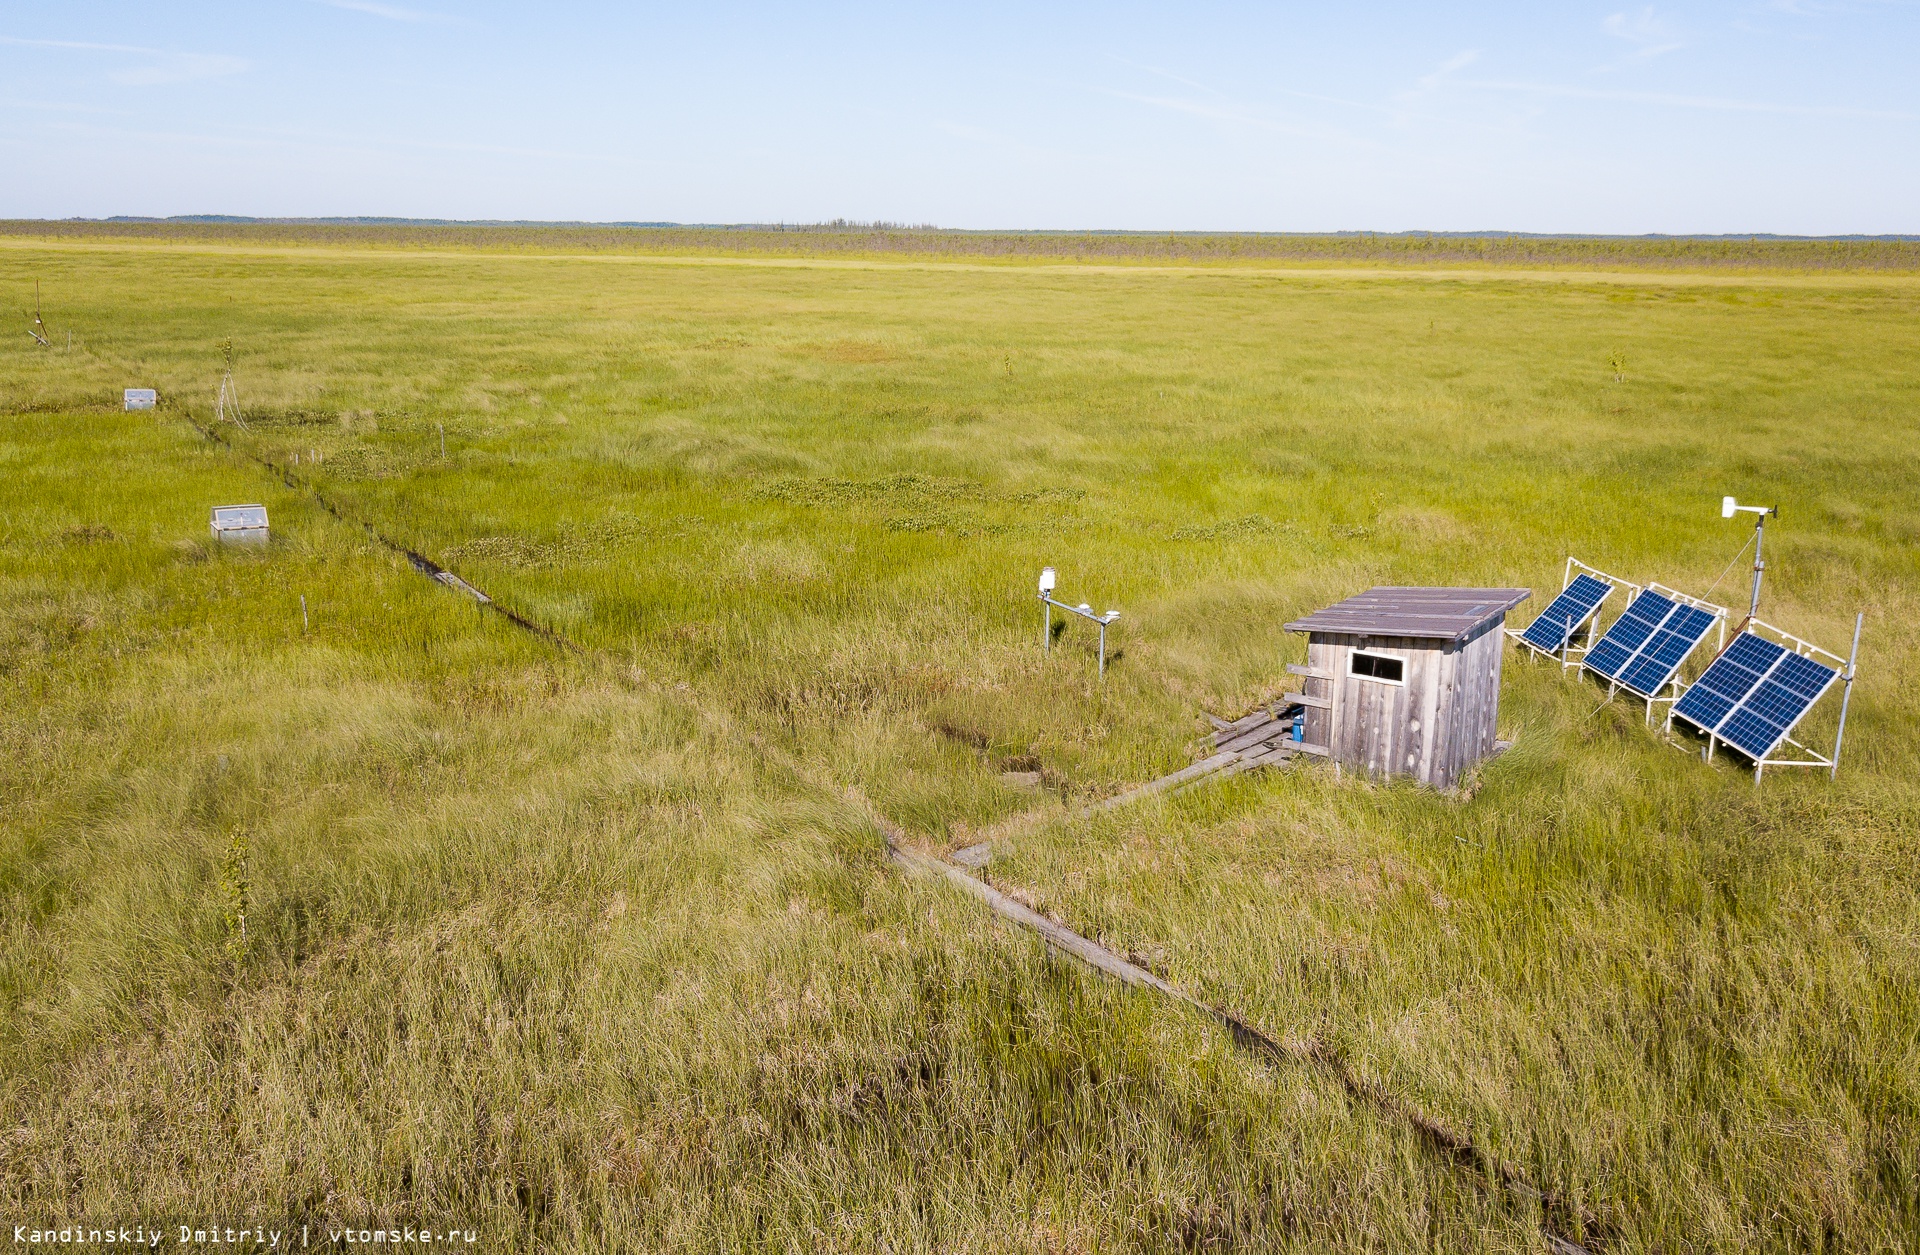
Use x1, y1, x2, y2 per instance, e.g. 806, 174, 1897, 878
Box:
2, 2, 1915, 232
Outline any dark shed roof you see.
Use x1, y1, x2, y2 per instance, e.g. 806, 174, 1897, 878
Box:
1284, 586, 1531, 643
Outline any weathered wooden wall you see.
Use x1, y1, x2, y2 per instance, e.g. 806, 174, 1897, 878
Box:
1301, 619, 1505, 789
1442, 620, 1505, 785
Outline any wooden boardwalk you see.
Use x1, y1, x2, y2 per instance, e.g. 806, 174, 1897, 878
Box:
1093, 703, 1326, 811
876, 812, 1597, 1254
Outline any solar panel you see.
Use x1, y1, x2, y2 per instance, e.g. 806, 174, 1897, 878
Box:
1519, 574, 1612, 653
1583, 590, 1676, 681
1614, 603, 1719, 697
1673, 634, 1840, 761
1714, 651, 1840, 761
1672, 632, 1786, 734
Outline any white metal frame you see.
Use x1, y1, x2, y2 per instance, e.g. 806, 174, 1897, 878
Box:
1587, 582, 1731, 725
1506, 557, 1640, 672
1665, 614, 1864, 782
1038, 567, 1121, 679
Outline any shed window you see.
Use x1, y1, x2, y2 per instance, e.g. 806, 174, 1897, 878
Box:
1349, 650, 1405, 685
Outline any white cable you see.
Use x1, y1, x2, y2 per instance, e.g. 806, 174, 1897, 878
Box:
1702, 531, 1755, 600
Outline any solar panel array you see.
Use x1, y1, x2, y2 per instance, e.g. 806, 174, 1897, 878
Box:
1673, 634, 1839, 761
1513, 558, 1849, 770
1518, 574, 1612, 654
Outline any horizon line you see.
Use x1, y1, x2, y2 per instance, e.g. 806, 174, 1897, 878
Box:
5, 216, 1916, 242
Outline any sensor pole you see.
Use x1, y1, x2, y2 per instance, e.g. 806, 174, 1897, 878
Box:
1039, 566, 1056, 651
1721, 496, 1776, 625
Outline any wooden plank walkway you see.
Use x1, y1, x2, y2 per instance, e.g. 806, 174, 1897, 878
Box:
874, 812, 1598, 1255
1095, 703, 1327, 812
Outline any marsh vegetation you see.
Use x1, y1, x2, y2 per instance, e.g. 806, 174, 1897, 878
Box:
3, 231, 1917, 1250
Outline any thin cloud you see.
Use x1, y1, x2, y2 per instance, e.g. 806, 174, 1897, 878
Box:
1418, 50, 1481, 89
935, 121, 1001, 143
313, 0, 452, 23
1759, 1, 1918, 20
1458, 78, 1919, 120
1099, 88, 1272, 127
0, 97, 140, 117
1108, 56, 1225, 101
0, 36, 248, 85
1765, 0, 1882, 12
932, 120, 1078, 164
223, 117, 632, 162
1602, 7, 1684, 60
1092, 86, 1368, 147
1387, 49, 1481, 118
113, 55, 248, 86
1111, 54, 1389, 119
22, 116, 634, 165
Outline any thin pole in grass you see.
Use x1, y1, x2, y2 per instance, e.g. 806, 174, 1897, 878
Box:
301, 594, 309, 631
1040, 567, 1054, 649
438, 423, 445, 459
24, 280, 51, 347
215, 338, 248, 431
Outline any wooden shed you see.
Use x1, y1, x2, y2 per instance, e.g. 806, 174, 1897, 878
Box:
1284, 586, 1530, 789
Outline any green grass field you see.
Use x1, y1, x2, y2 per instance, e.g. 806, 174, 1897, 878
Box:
3, 229, 1917, 1251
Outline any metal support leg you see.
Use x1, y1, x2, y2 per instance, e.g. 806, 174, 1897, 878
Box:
1831, 612, 1864, 780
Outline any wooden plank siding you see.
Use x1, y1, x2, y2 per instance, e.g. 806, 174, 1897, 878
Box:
1302, 617, 1508, 789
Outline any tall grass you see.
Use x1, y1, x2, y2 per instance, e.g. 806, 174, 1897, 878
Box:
2, 231, 1917, 1249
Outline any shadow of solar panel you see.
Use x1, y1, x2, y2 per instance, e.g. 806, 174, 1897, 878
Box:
1716, 652, 1839, 760
1672, 632, 1787, 735
1616, 604, 1718, 697
1583, 591, 1674, 680
1519, 574, 1611, 652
